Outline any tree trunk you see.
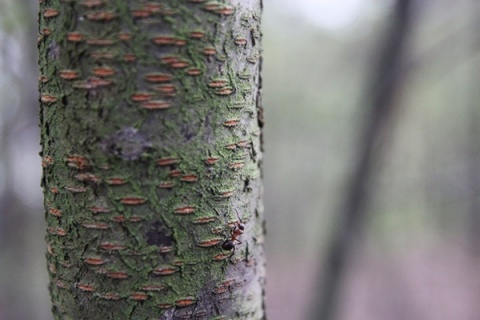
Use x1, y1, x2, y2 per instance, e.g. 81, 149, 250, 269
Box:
311, 0, 413, 319
38, 1, 265, 319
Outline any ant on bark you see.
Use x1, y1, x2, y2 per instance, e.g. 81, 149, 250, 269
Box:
221, 221, 245, 251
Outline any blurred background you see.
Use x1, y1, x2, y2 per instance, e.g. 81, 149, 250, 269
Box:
1, 0, 480, 319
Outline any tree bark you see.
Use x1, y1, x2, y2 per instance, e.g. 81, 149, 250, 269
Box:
39, 1, 265, 319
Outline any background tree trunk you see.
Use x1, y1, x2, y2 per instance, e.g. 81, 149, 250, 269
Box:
311, 0, 413, 319
38, 0, 265, 319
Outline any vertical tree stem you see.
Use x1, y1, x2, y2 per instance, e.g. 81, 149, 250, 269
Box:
311, 1, 413, 319
39, 1, 265, 318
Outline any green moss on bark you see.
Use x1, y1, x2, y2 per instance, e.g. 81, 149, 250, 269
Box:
39, 0, 265, 319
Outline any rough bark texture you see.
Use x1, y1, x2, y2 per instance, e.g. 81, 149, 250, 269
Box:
38, 1, 265, 319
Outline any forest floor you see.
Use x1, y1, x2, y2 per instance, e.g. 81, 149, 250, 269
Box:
266, 240, 480, 320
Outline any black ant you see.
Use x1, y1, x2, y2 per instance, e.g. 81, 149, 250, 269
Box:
221, 221, 244, 251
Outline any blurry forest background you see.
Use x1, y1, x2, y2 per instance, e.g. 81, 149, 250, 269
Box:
1, 0, 480, 319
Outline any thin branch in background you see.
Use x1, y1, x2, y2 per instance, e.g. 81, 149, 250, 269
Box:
310, 0, 414, 319
466, 0, 480, 255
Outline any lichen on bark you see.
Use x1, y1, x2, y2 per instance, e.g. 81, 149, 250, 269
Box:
39, 0, 265, 319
